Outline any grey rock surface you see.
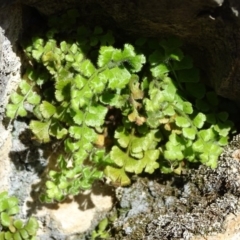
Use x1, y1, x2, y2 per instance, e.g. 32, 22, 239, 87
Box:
1, 119, 114, 239
112, 135, 240, 239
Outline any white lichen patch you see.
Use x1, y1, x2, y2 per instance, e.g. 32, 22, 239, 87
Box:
0, 133, 11, 192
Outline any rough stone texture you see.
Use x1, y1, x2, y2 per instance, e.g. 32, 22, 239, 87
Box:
1, 0, 240, 104
4, 119, 114, 239
95, 0, 240, 102
32, 186, 113, 235
110, 134, 240, 240
0, 3, 21, 106
22, 184, 113, 237
193, 213, 240, 240
0, 134, 11, 192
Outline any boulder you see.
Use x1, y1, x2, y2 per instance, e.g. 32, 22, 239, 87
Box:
1, 0, 240, 104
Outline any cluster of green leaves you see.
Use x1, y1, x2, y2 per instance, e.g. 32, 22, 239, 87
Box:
104, 38, 234, 182
91, 218, 110, 239
6, 9, 234, 201
0, 192, 38, 240
137, 38, 234, 174
91, 211, 117, 239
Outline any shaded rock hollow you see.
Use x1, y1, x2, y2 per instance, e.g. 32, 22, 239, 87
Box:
1, 0, 240, 105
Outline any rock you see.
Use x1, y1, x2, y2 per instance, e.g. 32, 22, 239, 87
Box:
111, 134, 240, 239
25, 183, 113, 235
1, 0, 240, 103
193, 213, 240, 240
0, 133, 11, 192
95, 0, 240, 102
0, 119, 114, 239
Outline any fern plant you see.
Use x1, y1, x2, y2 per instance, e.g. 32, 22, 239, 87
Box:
91, 218, 110, 239
6, 9, 234, 202
0, 192, 38, 240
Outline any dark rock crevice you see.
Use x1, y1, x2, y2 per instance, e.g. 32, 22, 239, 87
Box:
1, 0, 240, 104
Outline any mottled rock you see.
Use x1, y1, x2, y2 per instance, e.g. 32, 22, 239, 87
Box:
0, 133, 11, 192
112, 135, 240, 239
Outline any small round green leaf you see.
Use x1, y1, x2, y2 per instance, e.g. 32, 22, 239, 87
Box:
206, 113, 216, 124
98, 218, 109, 231
10, 92, 24, 105
193, 113, 206, 128
1, 212, 11, 227
213, 122, 232, 137
19, 80, 31, 95
0, 192, 8, 202
98, 46, 114, 67
4, 231, 13, 240
64, 138, 80, 152
27, 92, 41, 105
192, 139, 205, 152
46, 181, 56, 189
115, 128, 130, 148
151, 63, 169, 78
218, 136, 228, 146
182, 102, 193, 114
108, 67, 131, 89
209, 143, 223, 155
217, 111, 229, 122
13, 232, 21, 240
32, 49, 43, 61
195, 99, 210, 112
13, 219, 24, 230
72, 110, 83, 125
162, 83, 176, 102
175, 116, 190, 128
69, 126, 82, 139
163, 105, 175, 116
59, 180, 69, 190
70, 43, 78, 54
148, 49, 165, 65
164, 149, 184, 161
60, 41, 68, 53
19, 229, 29, 239
0, 199, 9, 212
182, 128, 196, 140
8, 206, 20, 216
24, 217, 38, 236
167, 48, 184, 61
206, 91, 218, 106
80, 181, 92, 190
79, 59, 96, 77
0, 232, 5, 240
29, 120, 51, 143
7, 197, 18, 209
65, 54, 74, 62
198, 128, 215, 141
205, 154, 218, 169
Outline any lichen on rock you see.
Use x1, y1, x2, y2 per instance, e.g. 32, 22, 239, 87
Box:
112, 134, 240, 239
